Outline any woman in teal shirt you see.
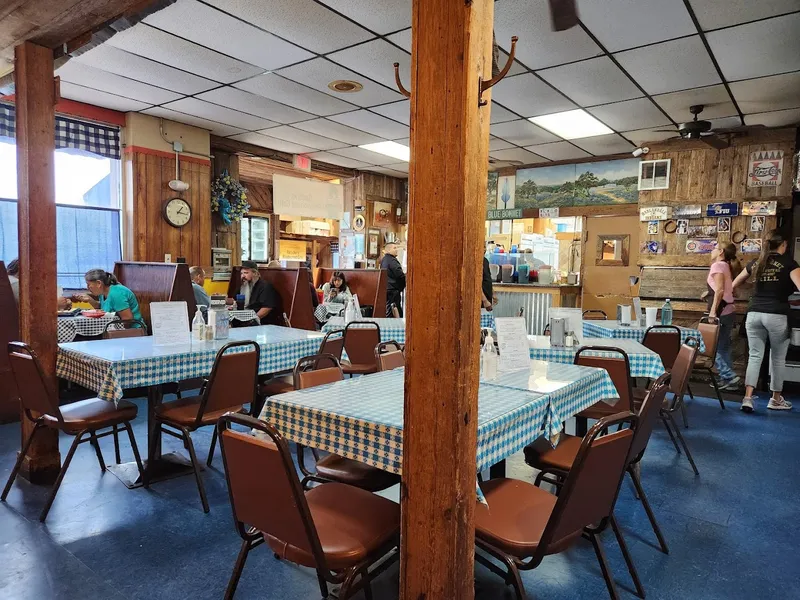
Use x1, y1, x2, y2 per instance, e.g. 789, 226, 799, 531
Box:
75, 269, 142, 323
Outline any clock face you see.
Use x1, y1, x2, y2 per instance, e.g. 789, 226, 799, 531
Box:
164, 198, 192, 228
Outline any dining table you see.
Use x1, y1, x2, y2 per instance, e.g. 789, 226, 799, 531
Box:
56, 313, 118, 343
582, 319, 706, 352
321, 312, 497, 345
56, 325, 324, 487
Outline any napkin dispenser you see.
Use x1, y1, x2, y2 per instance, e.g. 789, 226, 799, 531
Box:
550, 317, 567, 347
617, 304, 632, 326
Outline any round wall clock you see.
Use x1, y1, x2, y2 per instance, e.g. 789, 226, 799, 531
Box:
163, 197, 192, 228
353, 214, 366, 231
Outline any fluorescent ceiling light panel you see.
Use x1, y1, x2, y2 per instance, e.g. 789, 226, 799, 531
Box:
358, 141, 410, 162
529, 109, 613, 139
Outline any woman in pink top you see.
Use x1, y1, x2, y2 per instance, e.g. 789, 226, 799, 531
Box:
707, 242, 742, 389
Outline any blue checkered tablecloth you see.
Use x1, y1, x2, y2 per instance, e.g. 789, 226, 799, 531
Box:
481, 312, 495, 329
528, 336, 666, 380
56, 314, 118, 343
322, 318, 406, 343
582, 320, 705, 352
56, 326, 324, 403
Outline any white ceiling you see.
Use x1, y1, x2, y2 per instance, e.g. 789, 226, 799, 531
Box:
56, 0, 800, 178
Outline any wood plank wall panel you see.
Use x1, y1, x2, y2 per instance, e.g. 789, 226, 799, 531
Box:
247, 182, 273, 213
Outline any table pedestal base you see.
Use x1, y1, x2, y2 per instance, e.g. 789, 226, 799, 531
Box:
106, 452, 195, 489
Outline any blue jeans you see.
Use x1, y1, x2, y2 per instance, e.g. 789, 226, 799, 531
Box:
715, 312, 736, 382
745, 312, 790, 392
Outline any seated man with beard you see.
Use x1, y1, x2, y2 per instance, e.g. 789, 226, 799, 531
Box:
238, 260, 283, 326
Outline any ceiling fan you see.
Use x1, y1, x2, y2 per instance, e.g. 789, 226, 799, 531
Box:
654, 105, 759, 150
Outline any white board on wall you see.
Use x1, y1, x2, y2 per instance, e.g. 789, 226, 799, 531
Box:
273, 174, 344, 220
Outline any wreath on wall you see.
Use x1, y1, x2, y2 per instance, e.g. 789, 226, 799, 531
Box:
211, 170, 249, 224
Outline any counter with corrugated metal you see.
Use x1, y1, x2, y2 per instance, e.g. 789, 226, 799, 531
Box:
492, 284, 581, 335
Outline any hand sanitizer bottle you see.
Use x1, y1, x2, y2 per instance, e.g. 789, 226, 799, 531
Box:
191, 309, 205, 342
481, 329, 498, 380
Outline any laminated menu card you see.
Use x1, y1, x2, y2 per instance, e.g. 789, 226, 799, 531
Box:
150, 301, 190, 346
493, 317, 531, 373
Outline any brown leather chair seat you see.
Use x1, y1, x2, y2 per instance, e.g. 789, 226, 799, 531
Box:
44, 398, 138, 433
314, 454, 400, 492
340, 360, 377, 376
267, 481, 400, 570
576, 402, 619, 421
474, 478, 581, 557
259, 375, 294, 397
154, 395, 244, 428
523, 434, 582, 472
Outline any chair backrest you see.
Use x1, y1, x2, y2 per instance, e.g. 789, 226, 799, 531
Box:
537, 412, 637, 558
391, 303, 400, 318
629, 373, 671, 463
375, 341, 405, 371
103, 318, 148, 339
293, 354, 344, 389
669, 343, 698, 404
697, 318, 720, 359
582, 309, 608, 320
317, 329, 344, 361
218, 414, 329, 571
641, 325, 681, 370
283, 312, 292, 328
7, 342, 63, 424
573, 347, 633, 412
343, 322, 381, 367
198, 341, 260, 420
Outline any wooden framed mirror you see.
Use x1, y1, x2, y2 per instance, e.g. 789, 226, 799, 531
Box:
596, 234, 630, 267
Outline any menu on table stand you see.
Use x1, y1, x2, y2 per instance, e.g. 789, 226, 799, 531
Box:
150, 301, 191, 346
493, 317, 532, 373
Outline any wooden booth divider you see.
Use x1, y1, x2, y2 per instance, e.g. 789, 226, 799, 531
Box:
0, 261, 20, 423
315, 268, 388, 318
113, 262, 197, 329
227, 266, 316, 331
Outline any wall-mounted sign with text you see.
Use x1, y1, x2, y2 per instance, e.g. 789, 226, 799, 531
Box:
706, 202, 738, 217
639, 206, 670, 221
538, 207, 560, 218
487, 208, 523, 220
741, 201, 777, 216
748, 150, 783, 187
672, 204, 702, 218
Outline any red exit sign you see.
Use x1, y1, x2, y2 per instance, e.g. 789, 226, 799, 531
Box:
293, 154, 311, 172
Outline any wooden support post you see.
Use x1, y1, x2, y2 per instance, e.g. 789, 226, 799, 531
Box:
401, 1, 494, 598
15, 41, 61, 483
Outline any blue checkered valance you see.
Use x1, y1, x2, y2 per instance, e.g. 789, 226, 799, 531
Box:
0, 103, 120, 160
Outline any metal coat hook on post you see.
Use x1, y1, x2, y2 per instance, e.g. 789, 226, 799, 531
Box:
393, 62, 410, 98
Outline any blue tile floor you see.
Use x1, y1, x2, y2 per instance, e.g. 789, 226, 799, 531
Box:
1, 390, 799, 600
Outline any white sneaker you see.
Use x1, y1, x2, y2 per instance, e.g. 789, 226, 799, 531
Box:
741, 397, 754, 413
767, 396, 792, 411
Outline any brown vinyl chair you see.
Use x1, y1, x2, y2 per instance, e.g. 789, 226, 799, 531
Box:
291, 354, 400, 493
217, 413, 400, 600
2, 342, 144, 522
525, 373, 672, 565
642, 325, 681, 371
687, 317, 726, 410
475, 412, 639, 600
148, 340, 260, 512
375, 341, 404, 372
574, 347, 633, 422
582, 309, 608, 320
341, 321, 381, 376
102, 318, 148, 339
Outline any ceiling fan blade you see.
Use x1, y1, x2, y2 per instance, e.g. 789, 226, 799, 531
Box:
714, 124, 767, 134
701, 135, 729, 150
549, 0, 580, 31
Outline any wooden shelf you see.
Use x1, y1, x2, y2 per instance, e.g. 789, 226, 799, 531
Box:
279, 233, 338, 243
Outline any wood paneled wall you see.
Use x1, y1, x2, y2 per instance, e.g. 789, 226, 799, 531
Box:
211, 151, 241, 264
125, 149, 212, 266
343, 173, 406, 246
638, 128, 796, 267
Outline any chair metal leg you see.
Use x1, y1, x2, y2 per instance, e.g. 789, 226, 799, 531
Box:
501, 554, 526, 600
687, 384, 694, 401
628, 467, 669, 554
609, 514, 645, 599
589, 531, 620, 600
2, 422, 42, 501
40, 431, 85, 522
112, 425, 121, 464
362, 567, 373, 600
666, 413, 699, 475
89, 431, 106, 473
679, 398, 689, 428
707, 369, 725, 410
338, 567, 360, 600
207, 426, 218, 468
224, 539, 251, 600
145, 422, 161, 487
660, 414, 681, 454
181, 427, 210, 513
122, 421, 146, 487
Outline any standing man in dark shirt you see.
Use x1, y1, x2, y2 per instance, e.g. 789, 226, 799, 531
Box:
481, 256, 495, 310
239, 260, 283, 326
380, 242, 406, 317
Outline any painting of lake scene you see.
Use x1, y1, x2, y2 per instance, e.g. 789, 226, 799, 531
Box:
515, 158, 640, 209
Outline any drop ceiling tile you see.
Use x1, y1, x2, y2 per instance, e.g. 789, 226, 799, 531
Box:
161, 98, 278, 130
142, 106, 246, 137
394, 138, 409, 146
538, 57, 642, 107
708, 116, 744, 130
230, 132, 317, 154
745, 108, 800, 128
211, 0, 373, 53
588, 98, 671, 131
384, 162, 409, 173
689, 0, 799, 30
571, 133, 635, 155
74, 44, 217, 94
59, 82, 151, 112
307, 151, 372, 169
277, 58, 402, 108
144, 0, 313, 70
707, 14, 800, 81
328, 39, 410, 91
365, 166, 408, 178
292, 119, 381, 145
614, 36, 721, 95
577, 0, 696, 52
255, 125, 346, 150
490, 120, 560, 146
387, 28, 411, 52
491, 74, 576, 118
653, 85, 738, 121
328, 110, 408, 139
317, 0, 410, 34
619, 128, 681, 145
106, 24, 264, 84
488, 160, 520, 170
196, 87, 315, 124
56, 61, 182, 105
495, 49, 528, 78
489, 148, 549, 165
524, 141, 591, 161
370, 101, 409, 126
730, 72, 800, 114
235, 73, 357, 116
490, 103, 520, 124
494, 0, 602, 69
329, 146, 399, 165
489, 137, 516, 152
